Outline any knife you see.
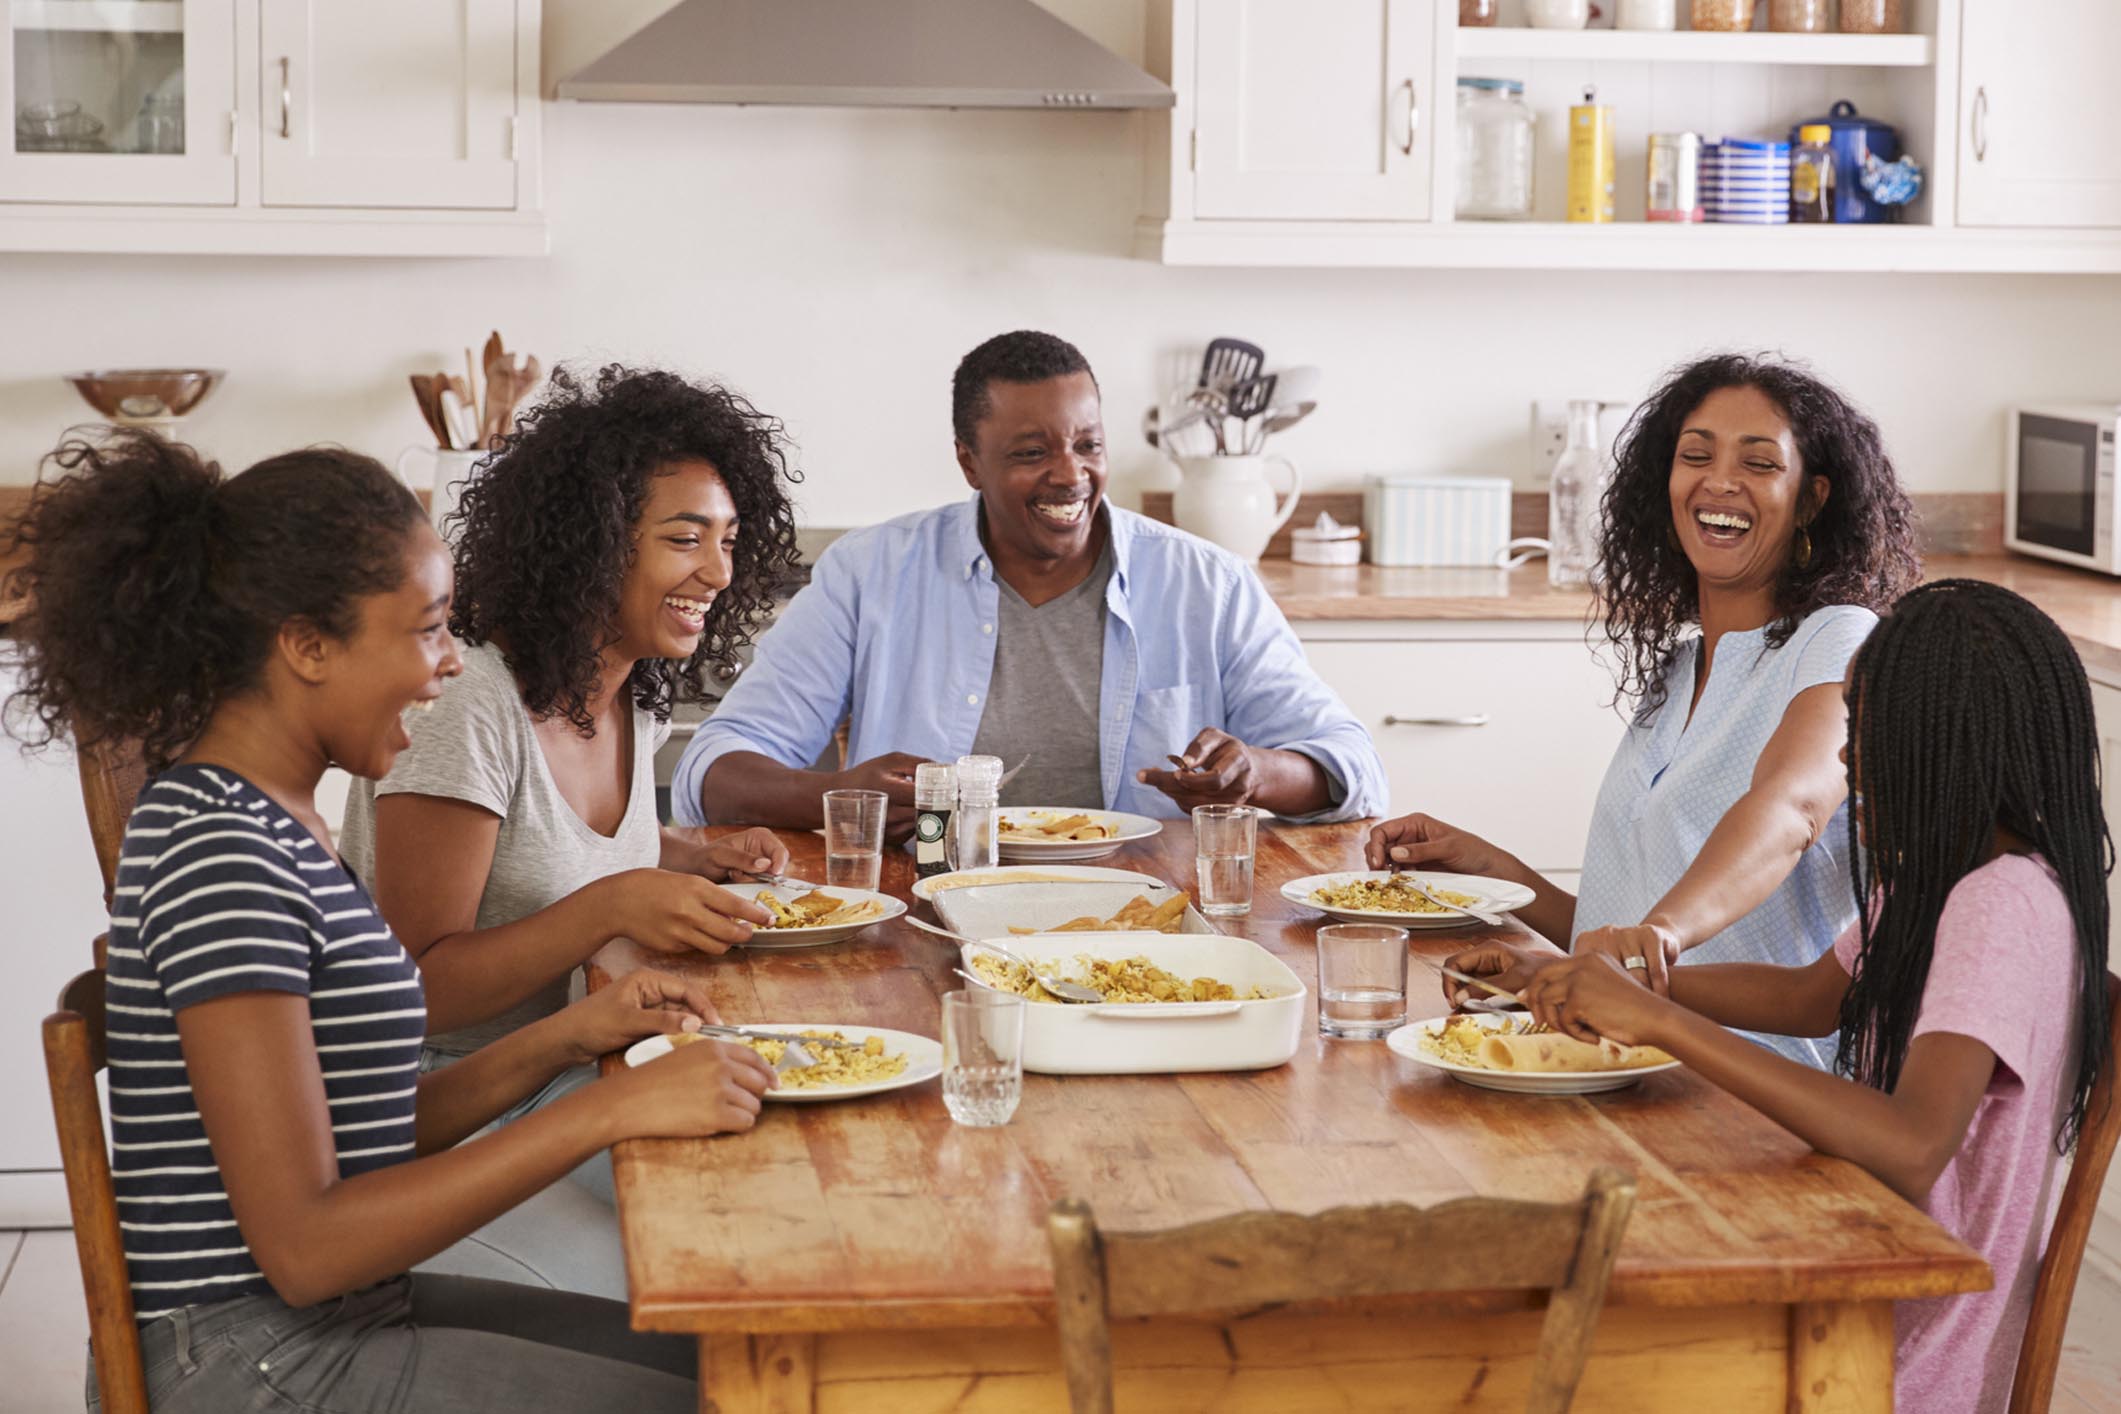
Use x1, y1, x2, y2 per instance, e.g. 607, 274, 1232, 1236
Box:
1397, 872, 1506, 927
692, 1024, 860, 1051
1411, 953, 1525, 1008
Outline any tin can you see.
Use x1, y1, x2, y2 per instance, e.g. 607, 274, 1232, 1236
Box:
1566, 87, 1615, 223
1647, 131, 1703, 222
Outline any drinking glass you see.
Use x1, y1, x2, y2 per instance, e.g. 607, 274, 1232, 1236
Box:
1192, 804, 1257, 917
1316, 923, 1410, 1038
941, 989, 1025, 1127
822, 789, 886, 890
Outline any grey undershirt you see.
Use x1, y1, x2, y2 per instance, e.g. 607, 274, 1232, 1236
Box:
971, 545, 1112, 808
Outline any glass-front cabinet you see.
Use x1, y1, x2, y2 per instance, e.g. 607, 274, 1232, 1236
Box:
1, 0, 232, 203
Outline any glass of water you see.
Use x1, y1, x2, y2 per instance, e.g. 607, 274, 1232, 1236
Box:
941, 989, 1025, 1127
821, 789, 887, 890
1192, 804, 1257, 917
1316, 923, 1410, 1039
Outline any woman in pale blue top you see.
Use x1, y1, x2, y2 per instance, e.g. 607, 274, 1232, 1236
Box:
1372, 354, 1922, 1066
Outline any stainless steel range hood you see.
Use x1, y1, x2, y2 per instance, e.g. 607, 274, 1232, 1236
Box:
557, 0, 1173, 111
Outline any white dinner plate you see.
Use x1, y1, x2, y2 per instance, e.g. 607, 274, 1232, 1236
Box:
1281, 870, 1535, 928
995, 808, 1163, 862
1386, 1014, 1680, 1095
721, 882, 905, 949
625, 1023, 942, 1103
911, 864, 1169, 903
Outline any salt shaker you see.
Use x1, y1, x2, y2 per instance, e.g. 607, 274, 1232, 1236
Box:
953, 755, 1003, 873
914, 763, 957, 879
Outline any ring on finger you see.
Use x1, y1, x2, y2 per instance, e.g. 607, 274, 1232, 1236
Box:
1623, 956, 1648, 972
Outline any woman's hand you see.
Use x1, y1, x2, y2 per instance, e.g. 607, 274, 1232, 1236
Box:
685, 828, 791, 884
1520, 953, 1676, 1048
603, 1036, 778, 1139
1364, 813, 1510, 877
559, 969, 721, 1065
1572, 921, 1684, 997
1437, 939, 1566, 1006
600, 868, 772, 955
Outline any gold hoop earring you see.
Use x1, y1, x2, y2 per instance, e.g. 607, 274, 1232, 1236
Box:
1794, 526, 1813, 569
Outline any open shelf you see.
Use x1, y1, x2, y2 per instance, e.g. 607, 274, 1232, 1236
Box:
12, 1, 183, 35
1452, 27, 1934, 67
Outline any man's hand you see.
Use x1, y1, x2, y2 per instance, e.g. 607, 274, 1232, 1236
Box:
1135, 728, 1261, 809
836, 752, 931, 842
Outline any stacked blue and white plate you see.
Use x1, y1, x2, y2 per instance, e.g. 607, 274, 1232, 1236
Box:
1701, 139, 1790, 225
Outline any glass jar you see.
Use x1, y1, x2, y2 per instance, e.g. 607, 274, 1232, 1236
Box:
1837, 0, 1903, 32
1768, 0, 1830, 31
1458, 0, 1497, 25
1617, 0, 1679, 29
1525, 0, 1591, 26
1689, 0, 1757, 30
1455, 78, 1534, 221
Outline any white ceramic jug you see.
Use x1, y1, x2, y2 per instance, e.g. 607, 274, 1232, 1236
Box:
1170, 454, 1304, 563
395, 446, 484, 543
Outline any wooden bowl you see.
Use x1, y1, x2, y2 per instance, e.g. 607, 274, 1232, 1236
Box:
64, 369, 224, 422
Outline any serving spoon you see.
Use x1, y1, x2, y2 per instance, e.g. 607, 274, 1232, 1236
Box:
904, 916, 1106, 1003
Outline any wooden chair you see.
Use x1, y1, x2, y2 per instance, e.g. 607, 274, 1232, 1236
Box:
76, 736, 146, 912
43, 968, 148, 1414
1047, 1168, 1636, 1414
2010, 971, 2121, 1414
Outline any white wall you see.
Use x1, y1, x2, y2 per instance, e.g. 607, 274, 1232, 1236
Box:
1, 0, 2118, 523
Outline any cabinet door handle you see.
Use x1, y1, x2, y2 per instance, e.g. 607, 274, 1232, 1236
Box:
1383, 714, 1491, 728
1971, 85, 1987, 163
278, 57, 292, 140
1398, 79, 1418, 157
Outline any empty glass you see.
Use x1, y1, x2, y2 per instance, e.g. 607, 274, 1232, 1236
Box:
821, 788, 886, 890
1193, 804, 1257, 917
1316, 923, 1410, 1039
941, 989, 1025, 1127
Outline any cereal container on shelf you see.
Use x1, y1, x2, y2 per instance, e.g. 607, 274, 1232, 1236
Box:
1690, 0, 1756, 30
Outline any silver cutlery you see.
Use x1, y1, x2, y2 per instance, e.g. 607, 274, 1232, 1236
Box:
997, 756, 1031, 790
904, 917, 1105, 1003
1397, 873, 1506, 928
1409, 954, 1524, 1008
737, 871, 822, 892
690, 1023, 862, 1071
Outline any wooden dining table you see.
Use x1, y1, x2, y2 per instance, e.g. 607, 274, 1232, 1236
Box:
589, 820, 1988, 1414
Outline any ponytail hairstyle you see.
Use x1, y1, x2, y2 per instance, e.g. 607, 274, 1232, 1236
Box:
1839, 579, 2112, 1153
3, 431, 426, 772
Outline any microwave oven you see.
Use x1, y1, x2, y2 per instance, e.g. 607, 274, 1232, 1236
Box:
2006, 403, 2121, 575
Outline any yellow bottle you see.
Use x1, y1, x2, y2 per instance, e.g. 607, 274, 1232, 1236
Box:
1567, 86, 1615, 223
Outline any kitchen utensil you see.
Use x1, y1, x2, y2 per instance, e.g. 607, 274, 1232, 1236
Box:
737, 871, 822, 892
462, 347, 482, 433
1399, 873, 1506, 927
64, 369, 223, 424
1197, 337, 1264, 398
1248, 365, 1322, 452
1169, 453, 1303, 563
694, 1023, 859, 1052
1410, 952, 1525, 1007
1317, 924, 1410, 1038
1224, 372, 1275, 453
997, 756, 1031, 790
438, 387, 476, 451
904, 917, 1107, 1003
408, 374, 450, 446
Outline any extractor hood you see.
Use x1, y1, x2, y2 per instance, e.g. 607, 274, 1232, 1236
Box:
557, 0, 1174, 110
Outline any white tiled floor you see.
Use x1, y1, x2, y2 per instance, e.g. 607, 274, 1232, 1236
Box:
2, 1218, 2118, 1413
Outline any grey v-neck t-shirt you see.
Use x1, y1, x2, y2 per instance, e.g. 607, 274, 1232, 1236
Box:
970, 546, 1112, 809
339, 642, 666, 1058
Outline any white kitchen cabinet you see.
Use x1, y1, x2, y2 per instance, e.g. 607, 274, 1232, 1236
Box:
1192, 0, 1435, 221
1956, 0, 2121, 229
0, 0, 542, 254
0, 0, 237, 205
1298, 625, 1628, 875
259, 0, 518, 210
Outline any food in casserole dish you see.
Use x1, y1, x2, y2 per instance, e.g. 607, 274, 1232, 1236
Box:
1007, 891, 1190, 935
970, 951, 1282, 1005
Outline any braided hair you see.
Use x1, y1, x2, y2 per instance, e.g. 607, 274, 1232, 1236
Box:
1840, 579, 2112, 1152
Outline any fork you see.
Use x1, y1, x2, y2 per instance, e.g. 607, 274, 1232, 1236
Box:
997, 756, 1031, 790
1398, 873, 1506, 928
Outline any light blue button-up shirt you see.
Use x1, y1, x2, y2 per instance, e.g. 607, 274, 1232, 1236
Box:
673, 498, 1387, 825
1575, 603, 1877, 1069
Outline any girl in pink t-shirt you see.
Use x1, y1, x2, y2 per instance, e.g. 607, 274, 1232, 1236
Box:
1456, 580, 2112, 1413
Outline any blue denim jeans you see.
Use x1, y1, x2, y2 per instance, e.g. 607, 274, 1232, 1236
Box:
88, 1274, 692, 1413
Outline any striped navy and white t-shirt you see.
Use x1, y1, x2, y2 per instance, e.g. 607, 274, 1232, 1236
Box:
105, 764, 425, 1321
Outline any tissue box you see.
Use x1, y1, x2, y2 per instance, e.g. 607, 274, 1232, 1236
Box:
1363, 476, 1513, 567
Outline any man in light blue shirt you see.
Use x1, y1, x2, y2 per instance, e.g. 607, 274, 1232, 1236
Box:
673, 330, 1385, 834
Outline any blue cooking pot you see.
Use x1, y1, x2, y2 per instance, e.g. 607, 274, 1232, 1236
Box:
1787, 100, 1921, 224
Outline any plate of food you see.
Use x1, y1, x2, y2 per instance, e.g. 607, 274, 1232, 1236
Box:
935, 882, 1213, 940
910, 863, 1167, 902
720, 882, 905, 948
995, 808, 1162, 862
625, 1023, 942, 1102
1281, 870, 1535, 928
1387, 1012, 1679, 1095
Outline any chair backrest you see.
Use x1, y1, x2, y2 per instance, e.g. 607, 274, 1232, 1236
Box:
2011, 970, 2121, 1414
43, 967, 148, 1414
76, 737, 146, 911
1047, 1168, 1636, 1414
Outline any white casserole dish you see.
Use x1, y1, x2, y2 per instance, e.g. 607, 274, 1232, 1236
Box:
956, 931, 1306, 1075
934, 881, 1215, 939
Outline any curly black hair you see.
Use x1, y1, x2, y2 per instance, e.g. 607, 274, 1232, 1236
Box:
3, 432, 424, 771
448, 363, 802, 734
951, 330, 1097, 446
1597, 352, 1922, 721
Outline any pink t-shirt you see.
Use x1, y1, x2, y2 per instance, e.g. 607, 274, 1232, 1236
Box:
1833, 853, 2082, 1414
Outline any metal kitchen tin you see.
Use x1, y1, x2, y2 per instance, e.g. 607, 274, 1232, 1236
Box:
1566, 87, 1615, 223
1647, 131, 1703, 223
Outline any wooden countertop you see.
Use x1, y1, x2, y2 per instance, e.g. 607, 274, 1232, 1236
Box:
594, 821, 1986, 1337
